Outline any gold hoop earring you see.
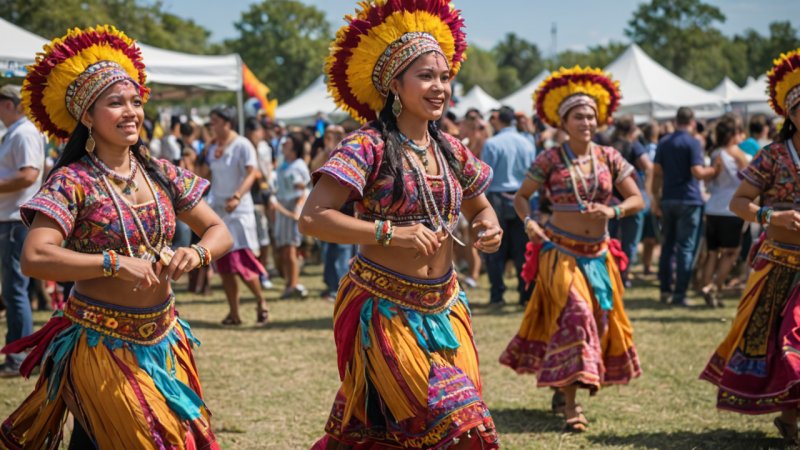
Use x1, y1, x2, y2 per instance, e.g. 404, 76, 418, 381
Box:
392, 93, 403, 118
85, 127, 96, 154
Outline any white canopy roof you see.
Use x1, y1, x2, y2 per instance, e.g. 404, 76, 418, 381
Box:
712, 77, 743, 102
274, 75, 345, 124
0, 17, 241, 91
604, 44, 725, 119
730, 74, 772, 115
498, 70, 550, 114
451, 85, 501, 118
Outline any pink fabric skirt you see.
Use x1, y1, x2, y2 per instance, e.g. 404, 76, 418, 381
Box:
214, 248, 266, 281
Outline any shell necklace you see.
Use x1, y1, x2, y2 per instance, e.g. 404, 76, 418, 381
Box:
401, 139, 465, 246
96, 159, 169, 262
561, 142, 598, 211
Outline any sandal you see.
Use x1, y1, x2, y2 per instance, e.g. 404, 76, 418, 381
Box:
774, 417, 799, 446
256, 309, 270, 326
563, 412, 588, 433
221, 314, 242, 326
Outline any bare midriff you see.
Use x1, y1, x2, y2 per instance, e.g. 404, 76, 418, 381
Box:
766, 227, 800, 247
360, 231, 455, 279
74, 276, 172, 308
548, 210, 608, 239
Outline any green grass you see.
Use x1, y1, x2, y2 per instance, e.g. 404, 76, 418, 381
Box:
0, 265, 788, 449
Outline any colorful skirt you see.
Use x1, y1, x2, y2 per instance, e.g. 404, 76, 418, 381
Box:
700, 239, 800, 414
499, 224, 641, 392
313, 255, 498, 449
214, 247, 266, 281
0, 292, 218, 450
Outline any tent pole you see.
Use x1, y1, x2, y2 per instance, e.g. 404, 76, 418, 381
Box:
236, 54, 244, 134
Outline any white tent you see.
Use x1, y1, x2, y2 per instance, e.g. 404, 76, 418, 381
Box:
730, 74, 772, 115
712, 77, 743, 102
0, 17, 247, 128
274, 75, 346, 124
498, 70, 550, 114
604, 44, 725, 119
451, 85, 501, 118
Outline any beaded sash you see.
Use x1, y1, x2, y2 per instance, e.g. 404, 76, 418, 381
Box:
65, 292, 177, 345
755, 240, 800, 271
545, 224, 608, 258
348, 255, 460, 314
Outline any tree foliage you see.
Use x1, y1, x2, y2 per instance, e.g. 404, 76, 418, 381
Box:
0, 0, 211, 53
225, 0, 331, 103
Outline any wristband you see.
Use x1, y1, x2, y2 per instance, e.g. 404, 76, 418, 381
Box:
613, 206, 622, 219
102, 250, 119, 278
232, 192, 241, 200
765, 208, 774, 227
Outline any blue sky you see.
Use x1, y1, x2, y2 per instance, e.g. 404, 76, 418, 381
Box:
163, 0, 792, 52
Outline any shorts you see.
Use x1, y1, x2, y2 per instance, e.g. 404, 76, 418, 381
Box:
254, 204, 270, 247
705, 215, 744, 250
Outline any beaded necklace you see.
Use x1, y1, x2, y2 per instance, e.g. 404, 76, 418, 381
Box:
398, 131, 430, 168
401, 139, 465, 246
560, 142, 599, 211
97, 159, 167, 262
90, 151, 138, 195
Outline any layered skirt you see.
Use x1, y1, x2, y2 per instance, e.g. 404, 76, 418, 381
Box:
314, 255, 498, 449
701, 239, 800, 414
0, 293, 217, 450
499, 224, 641, 392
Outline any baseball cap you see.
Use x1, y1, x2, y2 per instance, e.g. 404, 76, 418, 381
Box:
0, 85, 22, 104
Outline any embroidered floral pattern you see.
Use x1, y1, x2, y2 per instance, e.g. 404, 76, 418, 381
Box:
313, 125, 492, 226
21, 156, 209, 255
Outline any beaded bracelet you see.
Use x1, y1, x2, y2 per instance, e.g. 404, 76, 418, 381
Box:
381, 221, 394, 246
191, 244, 212, 267
613, 206, 622, 219
756, 206, 766, 225
102, 250, 119, 278
374, 219, 384, 243
765, 208, 774, 227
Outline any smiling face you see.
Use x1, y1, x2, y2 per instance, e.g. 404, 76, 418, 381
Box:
562, 105, 598, 144
390, 52, 451, 122
82, 80, 144, 150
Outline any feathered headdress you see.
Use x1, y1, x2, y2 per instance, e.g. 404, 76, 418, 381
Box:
22, 25, 149, 140
534, 66, 621, 128
767, 49, 800, 117
326, 0, 467, 123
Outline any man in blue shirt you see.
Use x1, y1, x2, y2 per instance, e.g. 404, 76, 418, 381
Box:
652, 107, 716, 306
482, 106, 536, 305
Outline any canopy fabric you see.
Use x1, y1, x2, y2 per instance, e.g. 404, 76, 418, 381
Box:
274, 75, 345, 124
712, 77, 743, 102
730, 74, 772, 115
604, 44, 725, 119
451, 85, 501, 118
498, 70, 550, 114
0, 17, 241, 91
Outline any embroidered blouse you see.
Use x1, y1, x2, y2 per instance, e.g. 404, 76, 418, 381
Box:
527, 144, 635, 211
739, 140, 800, 209
313, 125, 492, 227
20, 156, 209, 255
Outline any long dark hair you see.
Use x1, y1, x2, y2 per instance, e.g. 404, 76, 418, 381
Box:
372, 81, 464, 202
51, 122, 178, 206
779, 106, 798, 142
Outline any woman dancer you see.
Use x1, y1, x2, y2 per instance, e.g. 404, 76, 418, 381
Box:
499, 67, 643, 432
302, 1, 500, 448
0, 26, 231, 449
700, 49, 800, 445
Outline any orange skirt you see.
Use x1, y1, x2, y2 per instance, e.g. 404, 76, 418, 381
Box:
0, 293, 218, 450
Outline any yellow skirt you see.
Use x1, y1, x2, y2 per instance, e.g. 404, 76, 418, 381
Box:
0, 293, 217, 450
499, 225, 641, 392
314, 255, 498, 449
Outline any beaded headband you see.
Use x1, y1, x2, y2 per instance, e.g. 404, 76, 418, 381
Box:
65, 61, 138, 122
372, 32, 447, 97
557, 94, 598, 121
